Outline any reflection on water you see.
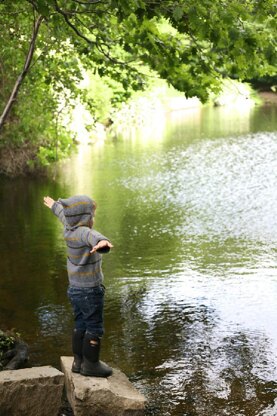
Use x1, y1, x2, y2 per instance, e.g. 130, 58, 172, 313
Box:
135, 277, 277, 415
36, 304, 70, 336
0, 103, 277, 415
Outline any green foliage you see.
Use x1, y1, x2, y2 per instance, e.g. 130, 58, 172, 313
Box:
0, 330, 17, 369
83, 74, 115, 123
35, 128, 75, 168
0, 0, 276, 174
0, 331, 16, 351
0, 2, 79, 172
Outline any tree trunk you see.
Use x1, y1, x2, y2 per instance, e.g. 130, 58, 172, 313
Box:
0, 15, 44, 133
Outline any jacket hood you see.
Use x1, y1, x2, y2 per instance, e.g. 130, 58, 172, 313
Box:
59, 195, 95, 227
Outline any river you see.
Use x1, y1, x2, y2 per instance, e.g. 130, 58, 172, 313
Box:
1, 101, 277, 415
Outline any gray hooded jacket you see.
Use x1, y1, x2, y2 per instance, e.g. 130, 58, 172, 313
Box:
51, 195, 110, 288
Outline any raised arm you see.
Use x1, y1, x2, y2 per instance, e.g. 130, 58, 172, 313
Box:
43, 196, 67, 226
90, 239, 113, 254
79, 228, 113, 254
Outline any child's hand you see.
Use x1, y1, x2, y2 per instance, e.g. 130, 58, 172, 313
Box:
43, 196, 55, 209
90, 240, 113, 253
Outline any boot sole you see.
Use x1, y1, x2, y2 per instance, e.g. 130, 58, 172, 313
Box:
80, 371, 112, 378
80, 369, 112, 377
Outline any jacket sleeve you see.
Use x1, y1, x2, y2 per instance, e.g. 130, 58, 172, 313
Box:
51, 201, 67, 226
79, 227, 111, 253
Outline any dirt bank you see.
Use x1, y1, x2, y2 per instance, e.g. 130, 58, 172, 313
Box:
259, 91, 277, 105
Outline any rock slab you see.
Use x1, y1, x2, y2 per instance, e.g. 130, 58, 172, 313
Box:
61, 356, 147, 416
0, 365, 64, 416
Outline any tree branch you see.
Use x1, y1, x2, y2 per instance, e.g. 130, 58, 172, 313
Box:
73, 0, 102, 4
0, 14, 44, 132
55, 1, 97, 45
55, 1, 134, 66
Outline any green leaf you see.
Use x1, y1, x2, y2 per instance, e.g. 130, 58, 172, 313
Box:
36, 0, 50, 17
173, 6, 184, 21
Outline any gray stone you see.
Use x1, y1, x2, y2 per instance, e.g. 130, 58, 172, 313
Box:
0, 366, 64, 416
3, 340, 29, 370
61, 356, 147, 416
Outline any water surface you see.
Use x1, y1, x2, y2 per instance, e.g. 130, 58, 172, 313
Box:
1, 102, 277, 415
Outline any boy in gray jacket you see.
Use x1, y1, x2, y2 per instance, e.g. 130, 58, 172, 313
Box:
43, 194, 113, 377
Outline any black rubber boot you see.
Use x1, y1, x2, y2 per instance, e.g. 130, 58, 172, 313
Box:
80, 333, 113, 378
72, 329, 85, 373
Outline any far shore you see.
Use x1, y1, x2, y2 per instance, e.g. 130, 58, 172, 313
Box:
259, 91, 277, 104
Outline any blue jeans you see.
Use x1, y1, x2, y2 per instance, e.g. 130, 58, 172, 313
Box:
67, 285, 105, 338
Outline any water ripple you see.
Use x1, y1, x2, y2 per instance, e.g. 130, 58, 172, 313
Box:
121, 132, 277, 242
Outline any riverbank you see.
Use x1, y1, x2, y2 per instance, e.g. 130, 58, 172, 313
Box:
106, 84, 272, 141
259, 91, 277, 105
0, 86, 275, 178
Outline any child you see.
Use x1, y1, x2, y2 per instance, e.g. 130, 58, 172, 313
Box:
43, 194, 113, 377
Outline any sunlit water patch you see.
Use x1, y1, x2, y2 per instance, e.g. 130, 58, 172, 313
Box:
121, 132, 277, 242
